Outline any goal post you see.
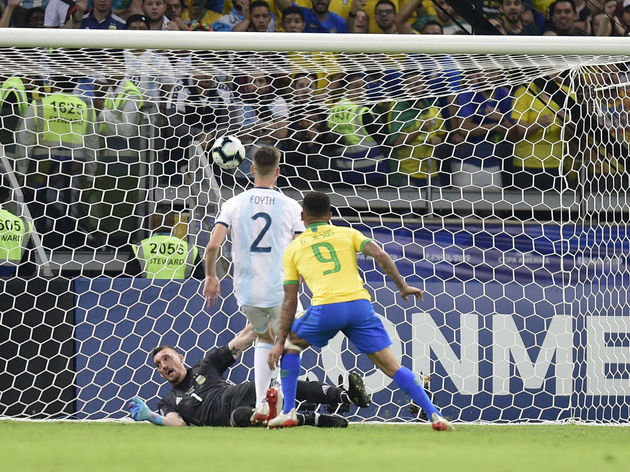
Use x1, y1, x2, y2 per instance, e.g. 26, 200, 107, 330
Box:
1, 30, 630, 423
1, 29, 629, 54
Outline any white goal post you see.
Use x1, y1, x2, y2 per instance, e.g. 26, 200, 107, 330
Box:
1, 29, 629, 54
1, 30, 630, 424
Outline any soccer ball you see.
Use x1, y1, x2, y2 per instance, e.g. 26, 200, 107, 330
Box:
211, 135, 245, 170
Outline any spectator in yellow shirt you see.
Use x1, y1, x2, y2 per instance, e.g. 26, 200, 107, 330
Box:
508, 74, 577, 191
181, 0, 221, 27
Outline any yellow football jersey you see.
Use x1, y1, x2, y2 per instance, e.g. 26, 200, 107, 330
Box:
283, 222, 372, 305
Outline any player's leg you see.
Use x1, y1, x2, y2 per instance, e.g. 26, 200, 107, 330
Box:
278, 304, 336, 414
367, 347, 437, 415
295, 373, 369, 408
269, 305, 340, 428
269, 372, 358, 428
231, 406, 347, 428
278, 339, 307, 414
241, 305, 278, 407
301, 412, 348, 428
266, 336, 309, 428
253, 330, 276, 406
231, 406, 257, 427
264, 384, 283, 423
345, 300, 453, 431
346, 371, 371, 407
368, 347, 453, 431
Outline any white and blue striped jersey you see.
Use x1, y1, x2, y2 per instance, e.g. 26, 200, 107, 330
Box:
215, 187, 304, 308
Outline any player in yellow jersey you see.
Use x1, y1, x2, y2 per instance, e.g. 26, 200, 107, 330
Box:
267, 192, 454, 431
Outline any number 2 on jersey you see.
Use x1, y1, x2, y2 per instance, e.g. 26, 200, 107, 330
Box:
312, 242, 341, 275
250, 212, 272, 253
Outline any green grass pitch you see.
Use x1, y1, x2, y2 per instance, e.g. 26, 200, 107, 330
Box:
2, 420, 629, 472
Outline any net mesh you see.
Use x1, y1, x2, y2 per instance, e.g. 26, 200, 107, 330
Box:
1, 39, 630, 423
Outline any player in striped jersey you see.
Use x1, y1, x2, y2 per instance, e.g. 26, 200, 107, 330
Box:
203, 146, 304, 423
267, 191, 454, 431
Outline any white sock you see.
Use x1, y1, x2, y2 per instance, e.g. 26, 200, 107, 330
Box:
254, 342, 276, 407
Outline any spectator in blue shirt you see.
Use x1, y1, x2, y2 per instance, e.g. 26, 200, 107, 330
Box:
213, 0, 276, 31
275, 0, 347, 32
65, 0, 126, 28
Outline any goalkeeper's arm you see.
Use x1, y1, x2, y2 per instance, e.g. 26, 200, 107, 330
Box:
127, 397, 186, 426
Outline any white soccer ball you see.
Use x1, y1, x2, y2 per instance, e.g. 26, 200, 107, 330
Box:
211, 135, 246, 170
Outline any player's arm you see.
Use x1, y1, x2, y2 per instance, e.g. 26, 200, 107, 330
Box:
162, 412, 187, 426
268, 283, 299, 369
277, 283, 299, 345
362, 240, 423, 302
227, 323, 258, 359
127, 397, 187, 426
203, 223, 228, 306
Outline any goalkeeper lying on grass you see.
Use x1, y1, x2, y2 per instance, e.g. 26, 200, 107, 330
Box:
127, 325, 370, 428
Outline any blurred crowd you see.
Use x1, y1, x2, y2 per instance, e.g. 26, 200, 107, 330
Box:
0, 0, 629, 253
1, 0, 629, 36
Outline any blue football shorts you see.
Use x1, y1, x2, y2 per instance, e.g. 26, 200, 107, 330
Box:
291, 299, 391, 354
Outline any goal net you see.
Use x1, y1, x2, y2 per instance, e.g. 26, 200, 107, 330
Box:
1, 31, 630, 424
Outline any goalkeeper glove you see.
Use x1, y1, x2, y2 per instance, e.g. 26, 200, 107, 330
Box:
127, 396, 164, 426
